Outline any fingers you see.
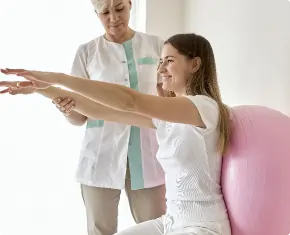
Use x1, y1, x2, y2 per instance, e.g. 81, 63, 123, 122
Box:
60, 98, 75, 113
52, 97, 63, 104
17, 81, 34, 88
0, 81, 21, 95
0, 81, 34, 90
0, 69, 35, 83
0, 88, 10, 94
53, 97, 75, 115
2, 69, 55, 87
0, 81, 19, 88
0, 88, 20, 95
1, 69, 36, 83
0, 68, 27, 75
63, 106, 74, 116
7, 88, 21, 95
0, 81, 33, 89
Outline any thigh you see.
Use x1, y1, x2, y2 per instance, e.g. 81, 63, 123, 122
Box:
168, 220, 231, 235
167, 229, 207, 235
168, 228, 215, 235
81, 184, 121, 235
125, 179, 166, 223
114, 217, 164, 235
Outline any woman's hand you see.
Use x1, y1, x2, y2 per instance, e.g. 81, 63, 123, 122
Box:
1, 68, 61, 89
0, 81, 36, 95
52, 97, 75, 116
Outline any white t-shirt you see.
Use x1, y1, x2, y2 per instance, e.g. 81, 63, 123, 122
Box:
153, 95, 228, 223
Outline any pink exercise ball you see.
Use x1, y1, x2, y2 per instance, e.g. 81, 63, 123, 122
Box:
222, 105, 290, 235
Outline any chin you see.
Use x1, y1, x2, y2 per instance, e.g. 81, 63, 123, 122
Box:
110, 24, 126, 33
162, 82, 174, 92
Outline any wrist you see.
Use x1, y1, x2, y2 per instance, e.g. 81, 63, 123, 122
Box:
35, 88, 47, 94
30, 88, 37, 93
56, 72, 67, 85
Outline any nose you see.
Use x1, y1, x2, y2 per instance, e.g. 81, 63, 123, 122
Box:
109, 11, 118, 22
157, 62, 166, 74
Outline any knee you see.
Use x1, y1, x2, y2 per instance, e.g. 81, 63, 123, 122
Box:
86, 217, 117, 235
132, 203, 166, 223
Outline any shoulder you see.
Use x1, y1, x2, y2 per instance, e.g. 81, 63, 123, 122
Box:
139, 32, 164, 43
184, 95, 219, 132
71, 37, 102, 77
75, 36, 101, 54
135, 31, 164, 50
73, 36, 106, 66
185, 95, 218, 108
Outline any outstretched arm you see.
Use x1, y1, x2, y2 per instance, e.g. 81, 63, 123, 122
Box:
39, 86, 154, 128
63, 110, 87, 126
0, 82, 87, 126
1, 69, 206, 127
57, 74, 205, 127
0, 80, 154, 128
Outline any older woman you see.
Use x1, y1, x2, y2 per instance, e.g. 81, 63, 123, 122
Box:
0, 0, 166, 234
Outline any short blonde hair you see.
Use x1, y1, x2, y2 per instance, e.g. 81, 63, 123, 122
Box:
91, 0, 112, 13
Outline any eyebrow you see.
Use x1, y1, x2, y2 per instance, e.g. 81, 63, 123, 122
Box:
115, 2, 123, 7
160, 56, 175, 60
102, 2, 123, 11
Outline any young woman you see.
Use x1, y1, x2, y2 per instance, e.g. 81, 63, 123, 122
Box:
1, 33, 232, 235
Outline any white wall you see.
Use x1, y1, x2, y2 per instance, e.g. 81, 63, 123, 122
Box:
145, 0, 290, 114
183, 0, 290, 114
144, 0, 185, 39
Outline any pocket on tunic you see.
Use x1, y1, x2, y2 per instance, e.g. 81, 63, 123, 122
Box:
86, 119, 104, 128
137, 57, 158, 65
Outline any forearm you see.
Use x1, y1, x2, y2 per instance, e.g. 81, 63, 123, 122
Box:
36, 86, 134, 123
65, 111, 87, 126
36, 88, 87, 126
57, 73, 136, 112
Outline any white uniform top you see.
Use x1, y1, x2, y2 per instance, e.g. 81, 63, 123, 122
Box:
153, 95, 229, 226
70, 31, 165, 190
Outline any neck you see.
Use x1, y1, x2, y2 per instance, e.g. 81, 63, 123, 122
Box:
174, 89, 187, 97
104, 28, 135, 44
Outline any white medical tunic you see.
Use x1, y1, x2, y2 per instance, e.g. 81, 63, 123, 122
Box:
71, 31, 165, 190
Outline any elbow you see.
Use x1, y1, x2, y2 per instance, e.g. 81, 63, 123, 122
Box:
123, 92, 138, 112
66, 112, 87, 126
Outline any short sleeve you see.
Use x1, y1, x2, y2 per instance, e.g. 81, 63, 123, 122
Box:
185, 95, 219, 132
70, 44, 90, 79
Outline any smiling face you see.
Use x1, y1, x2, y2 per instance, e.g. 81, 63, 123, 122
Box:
158, 43, 201, 96
94, 0, 131, 39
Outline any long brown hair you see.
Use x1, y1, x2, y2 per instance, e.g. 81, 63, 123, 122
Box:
164, 33, 231, 154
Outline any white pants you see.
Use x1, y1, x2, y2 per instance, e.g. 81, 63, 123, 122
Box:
114, 216, 231, 235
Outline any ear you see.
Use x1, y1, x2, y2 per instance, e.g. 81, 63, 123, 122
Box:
128, 0, 132, 10
191, 57, 201, 73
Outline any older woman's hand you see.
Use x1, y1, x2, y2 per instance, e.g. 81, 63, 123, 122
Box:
52, 97, 75, 116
